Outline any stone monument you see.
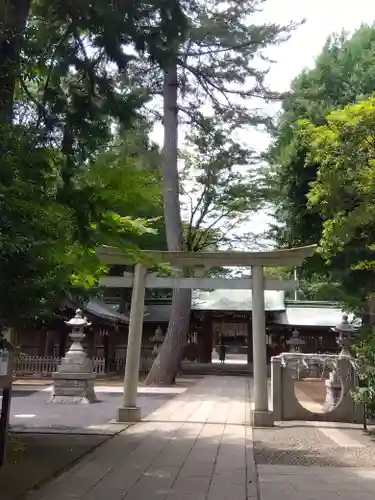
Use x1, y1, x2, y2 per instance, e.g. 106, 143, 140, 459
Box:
49, 309, 97, 404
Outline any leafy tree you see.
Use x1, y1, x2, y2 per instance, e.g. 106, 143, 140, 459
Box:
1, 0, 188, 125
261, 267, 343, 301
352, 328, 375, 419
144, 0, 296, 385
0, 0, 187, 330
267, 24, 375, 308
181, 118, 266, 253
297, 97, 375, 315
0, 0, 31, 123
297, 277, 354, 303
0, 125, 162, 329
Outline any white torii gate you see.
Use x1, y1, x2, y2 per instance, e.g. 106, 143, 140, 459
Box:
96, 245, 315, 427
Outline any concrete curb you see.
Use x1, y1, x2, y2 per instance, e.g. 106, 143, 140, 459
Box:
11, 424, 130, 436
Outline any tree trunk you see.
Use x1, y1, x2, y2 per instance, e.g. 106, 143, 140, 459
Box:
44, 331, 55, 356
145, 62, 192, 385
0, 0, 31, 124
58, 330, 67, 357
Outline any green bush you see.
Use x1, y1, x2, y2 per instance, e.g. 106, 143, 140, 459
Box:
351, 328, 375, 416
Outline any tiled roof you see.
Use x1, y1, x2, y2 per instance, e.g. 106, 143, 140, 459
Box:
192, 289, 285, 312
84, 297, 129, 323
275, 303, 354, 327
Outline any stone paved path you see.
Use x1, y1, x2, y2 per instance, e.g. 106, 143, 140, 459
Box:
23, 376, 375, 500
6, 385, 183, 433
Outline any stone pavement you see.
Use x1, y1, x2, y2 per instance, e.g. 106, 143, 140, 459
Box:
6, 385, 184, 433
22, 376, 375, 500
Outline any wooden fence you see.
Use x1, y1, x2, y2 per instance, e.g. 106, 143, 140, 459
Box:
14, 353, 153, 376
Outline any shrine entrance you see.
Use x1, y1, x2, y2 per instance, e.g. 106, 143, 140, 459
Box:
97, 245, 315, 427
213, 318, 248, 350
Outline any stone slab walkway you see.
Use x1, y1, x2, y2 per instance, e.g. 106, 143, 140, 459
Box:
22, 376, 375, 500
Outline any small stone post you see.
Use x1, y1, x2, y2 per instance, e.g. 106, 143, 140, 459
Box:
116, 263, 146, 423
50, 309, 97, 404
271, 356, 283, 421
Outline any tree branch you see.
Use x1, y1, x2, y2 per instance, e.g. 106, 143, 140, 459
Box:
179, 38, 271, 57
19, 76, 47, 128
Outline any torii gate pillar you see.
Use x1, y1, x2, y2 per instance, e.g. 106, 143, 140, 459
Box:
116, 263, 146, 423
251, 265, 274, 427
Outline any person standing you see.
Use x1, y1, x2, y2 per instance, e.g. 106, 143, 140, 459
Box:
219, 340, 227, 364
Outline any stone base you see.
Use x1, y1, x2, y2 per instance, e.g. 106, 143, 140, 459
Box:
116, 406, 141, 423
251, 410, 274, 428
49, 395, 97, 404
49, 372, 97, 404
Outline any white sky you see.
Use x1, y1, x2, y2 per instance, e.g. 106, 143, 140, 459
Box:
152, 0, 375, 243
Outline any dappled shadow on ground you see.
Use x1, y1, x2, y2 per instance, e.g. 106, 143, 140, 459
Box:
5, 375, 375, 500
22, 417, 375, 500
22, 419, 256, 500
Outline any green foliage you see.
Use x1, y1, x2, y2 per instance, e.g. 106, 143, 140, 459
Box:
352, 328, 375, 414
0, 124, 163, 326
176, 0, 296, 125
298, 279, 354, 303
0, 0, 186, 327
269, 24, 375, 245
127, 0, 296, 128
267, 24, 375, 307
297, 97, 375, 307
0, 125, 75, 323
2, 0, 188, 127
181, 117, 266, 251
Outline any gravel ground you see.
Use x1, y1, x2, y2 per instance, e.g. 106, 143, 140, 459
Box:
254, 426, 375, 468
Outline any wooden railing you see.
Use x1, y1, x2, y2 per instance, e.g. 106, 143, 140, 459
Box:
14, 353, 153, 376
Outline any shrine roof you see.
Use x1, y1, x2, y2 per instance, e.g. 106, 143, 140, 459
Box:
143, 303, 171, 323
83, 297, 129, 324
275, 302, 355, 327
96, 295, 359, 328
192, 289, 285, 312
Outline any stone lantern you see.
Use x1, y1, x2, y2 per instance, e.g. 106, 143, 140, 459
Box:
324, 314, 358, 410
333, 314, 358, 357
286, 329, 305, 353
150, 325, 164, 358
49, 309, 97, 404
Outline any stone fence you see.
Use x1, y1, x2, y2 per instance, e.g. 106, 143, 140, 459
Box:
271, 353, 364, 424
